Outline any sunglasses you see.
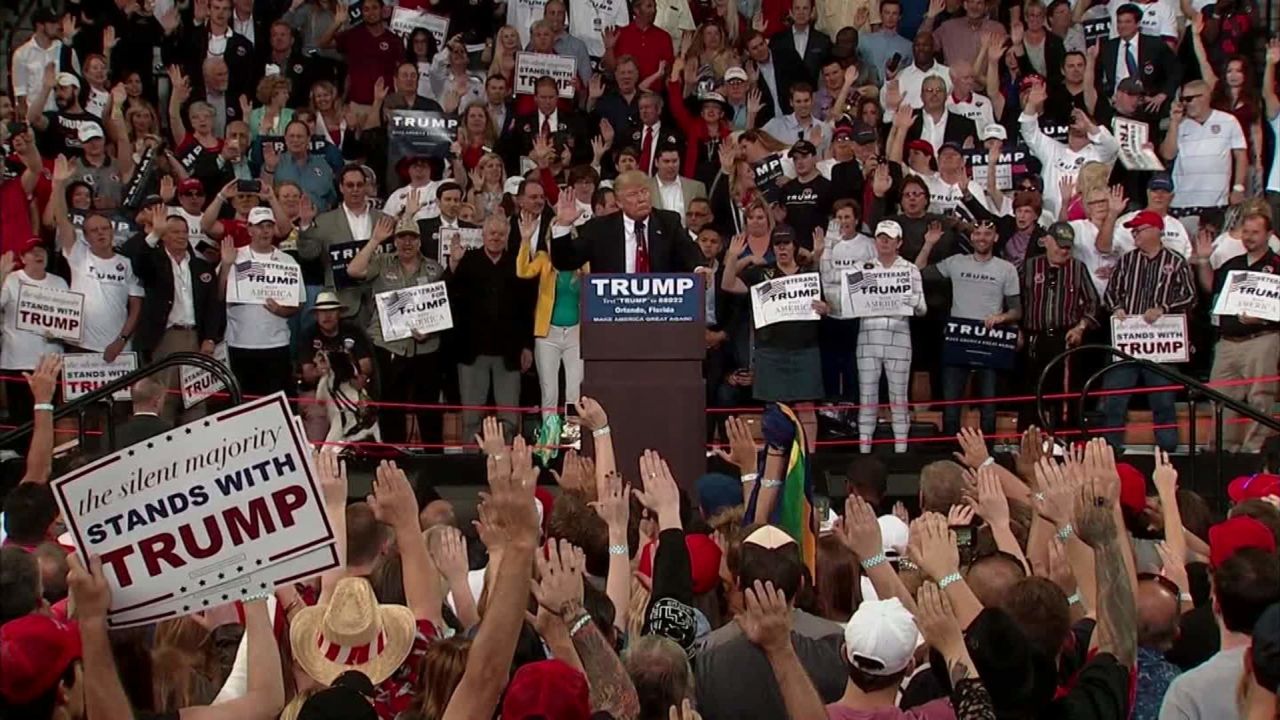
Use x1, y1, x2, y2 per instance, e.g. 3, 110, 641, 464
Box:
902, 190, 926, 198
1180, 94, 1202, 102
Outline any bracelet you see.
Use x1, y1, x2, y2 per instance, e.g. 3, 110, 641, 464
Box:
33, 403, 54, 412
591, 425, 611, 438
898, 558, 918, 571
860, 552, 887, 570
978, 457, 995, 468
1056, 523, 1074, 541
1179, 592, 1192, 604
937, 572, 962, 589
761, 478, 783, 489
608, 543, 628, 556
740, 472, 759, 485
1067, 591, 1082, 606
568, 612, 592, 637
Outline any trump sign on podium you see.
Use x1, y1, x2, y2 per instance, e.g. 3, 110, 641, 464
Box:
50, 394, 338, 628
584, 274, 702, 323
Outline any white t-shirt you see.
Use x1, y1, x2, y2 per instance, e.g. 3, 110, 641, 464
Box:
881, 62, 952, 120
1069, 218, 1134, 295
1020, 113, 1121, 220
169, 205, 213, 249
383, 182, 442, 221
947, 93, 996, 131
1, 271, 69, 370
1208, 231, 1280, 269
819, 234, 877, 318
12, 38, 64, 113
225, 246, 303, 349
1114, 211, 1191, 258
568, 0, 629, 57
63, 240, 145, 351
1171, 110, 1246, 209
508, 0, 550, 46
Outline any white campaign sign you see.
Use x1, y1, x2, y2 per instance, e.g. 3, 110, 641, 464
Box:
16, 283, 85, 342
1111, 314, 1190, 363
388, 7, 448, 47
1113, 117, 1163, 172
749, 273, 821, 328
50, 394, 337, 628
230, 259, 302, 306
1212, 271, 1280, 322
63, 352, 138, 401
438, 227, 484, 260
375, 281, 454, 341
843, 266, 917, 317
180, 344, 231, 410
514, 52, 577, 98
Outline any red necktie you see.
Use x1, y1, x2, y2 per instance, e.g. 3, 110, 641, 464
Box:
640, 126, 654, 174
541, 117, 552, 137
634, 218, 650, 273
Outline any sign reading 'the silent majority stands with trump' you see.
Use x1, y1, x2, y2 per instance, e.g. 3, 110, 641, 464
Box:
584, 274, 702, 323
16, 284, 85, 342
50, 394, 338, 628
63, 352, 138, 401
514, 52, 577, 98
375, 282, 454, 341
1111, 314, 1190, 363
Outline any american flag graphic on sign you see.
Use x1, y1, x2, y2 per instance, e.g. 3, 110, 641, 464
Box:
383, 290, 414, 314
845, 271, 867, 291
234, 260, 268, 276
1230, 274, 1259, 292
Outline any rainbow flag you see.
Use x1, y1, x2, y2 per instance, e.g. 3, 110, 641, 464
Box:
747, 403, 817, 574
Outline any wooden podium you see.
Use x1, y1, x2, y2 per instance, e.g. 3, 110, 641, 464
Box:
580, 274, 706, 492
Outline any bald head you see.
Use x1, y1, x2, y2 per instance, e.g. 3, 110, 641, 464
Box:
131, 377, 166, 413
965, 552, 1028, 609
1136, 578, 1180, 650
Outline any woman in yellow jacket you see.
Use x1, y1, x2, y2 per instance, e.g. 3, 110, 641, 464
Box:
515, 214, 586, 428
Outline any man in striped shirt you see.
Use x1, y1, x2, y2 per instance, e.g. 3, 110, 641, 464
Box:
1099, 211, 1197, 453
1018, 221, 1100, 431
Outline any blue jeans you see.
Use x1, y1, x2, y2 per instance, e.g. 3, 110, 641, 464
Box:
942, 366, 998, 436
1101, 364, 1179, 452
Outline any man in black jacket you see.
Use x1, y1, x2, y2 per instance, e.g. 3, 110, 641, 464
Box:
125, 212, 226, 421
111, 377, 174, 451
768, 0, 831, 83
162, 0, 260, 102
446, 215, 536, 442
549, 171, 703, 273
418, 182, 479, 263
1095, 3, 1180, 110
905, 76, 978, 151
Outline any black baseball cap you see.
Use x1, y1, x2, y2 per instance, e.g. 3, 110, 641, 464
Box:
1047, 222, 1075, 247
32, 6, 60, 23
771, 226, 797, 245
790, 140, 817, 156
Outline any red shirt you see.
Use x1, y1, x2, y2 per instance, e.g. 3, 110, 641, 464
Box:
221, 218, 253, 248
335, 26, 404, 104
615, 23, 674, 82
373, 619, 438, 719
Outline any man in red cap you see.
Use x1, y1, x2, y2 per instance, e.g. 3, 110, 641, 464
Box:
0, 612, 84, 719
1099, 208, 1197, 453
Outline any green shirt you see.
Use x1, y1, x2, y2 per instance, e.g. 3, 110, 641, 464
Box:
550, 271, 580, 327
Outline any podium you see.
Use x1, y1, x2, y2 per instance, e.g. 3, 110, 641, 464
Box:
581, 274, 706, 492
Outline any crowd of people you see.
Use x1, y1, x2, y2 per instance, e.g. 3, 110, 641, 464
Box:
1, 0, 1280, 717
0, 0, 1277, 454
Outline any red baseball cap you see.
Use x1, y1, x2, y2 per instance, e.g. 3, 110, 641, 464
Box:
177, 178, 205, 194
636, 533, 724, 595
500, 659, 590, 720
1227, 473, 1280, 504
905, 139, 934, 157
17, 237, 46, 256
0, 614, 82, 704
1123, 210, 1164, 232
1208, 516, 1277, 569
1116, 462, 1147, 515
1019, 74, 1045, 91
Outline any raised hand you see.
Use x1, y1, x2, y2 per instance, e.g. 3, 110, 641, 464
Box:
712, 415, 758, 473
634, 449, 680, 524
532, 538, 586, 616
947, 503, 976, 527
474, 415, 507, 457
872, 164, 892, 196
835, 495, 883, 561
1151, 447, 1177, 498
313, 448, 348, 507
969, 466, 1010, 525
25, 354, 63, 405
430, 526, 470, 583
1033, 457, 1076, 526
914, 582, 965, 659
591, 470, 629, 529
952, 427, 989, 469
746, 88, 763, 116
555, 187, 583, 225
68, 554, 112, 620
908, 513, 960, 582
575, 396, 608, 432
1072, 480, 1118, 549
368, 460, 419, 531
1015, 426, 1046, 482
736, 580, 792, 653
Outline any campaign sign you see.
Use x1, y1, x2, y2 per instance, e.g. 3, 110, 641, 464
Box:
1111, 314, 1190, 363
328, 238, 395, 289
180, 344, 231, 410
843, 266, 917, 317
942, 318, 1018, 370
50, 393, 337, 628
1213, 271, 1280, 322
63, 352, 139, 401
750, 273, 821, 328
963, 145, 1029, 191
514, 52, 577, 98
389, 7, 449, 47
230, 259, 302, 306
752, 154, 786, 203
584, 274, 702, 323
388, 110, 460, 160
376, 282, 454, 341
16, 284, 85, 342
1082, 17, 1111, 43
438, 227, 484, 261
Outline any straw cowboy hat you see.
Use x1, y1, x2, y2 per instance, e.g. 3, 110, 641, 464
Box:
290, 577, 416, 685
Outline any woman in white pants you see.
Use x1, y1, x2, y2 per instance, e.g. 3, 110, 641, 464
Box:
515, 216, 584, 421
854, 220, 927, 453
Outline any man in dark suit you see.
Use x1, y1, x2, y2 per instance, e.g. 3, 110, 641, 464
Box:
745, 30, 805, 117
162, 0, 259, 101
904, 76, 978, 150
111, 377, 174, 450
1095, 3, 1180, 111
549, 170, 703, 273
500, 76, 591, 174
417, 182, 479, 262
507, 179, 556, 254
125, 212, 226, 421
769, 0, 831, 83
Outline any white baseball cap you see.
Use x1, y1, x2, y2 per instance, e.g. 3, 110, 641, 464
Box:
247, 206, 276, 225
843, 598, 919, 676
877, 515, 910, 557
981, 123, 1008, 142
77, 123, 104, 143
56, 72, 81, 88
875, 220, 903, 239
724, 66, 749, 82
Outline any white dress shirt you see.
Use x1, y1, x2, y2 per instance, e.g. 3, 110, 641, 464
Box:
538, 110, 559, 135
1114, 37, 1138, 86
232, 10, 255, 44
207, 28, 233, 57
623, 214, 644, 273
657, 177, 685, 217
167, 251, 197, 327
792, 27, 810, 58
920, 111, 950, 152
342, 203, 373, 241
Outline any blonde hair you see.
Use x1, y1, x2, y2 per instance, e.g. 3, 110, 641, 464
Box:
280, 687, 320, 720
744, 198, 775, 237
1076, 161, 1111, 199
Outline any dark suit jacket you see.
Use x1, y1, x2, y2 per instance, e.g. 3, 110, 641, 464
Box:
164, 27, 260, 101
418, 218, 480, 263
756, 50, 807, 117
446, 249, 535, 368
905, 110, 979, 149
500, 110, 591, 175
770, 27, 832, 83
123, 234, 226, 357
1096, 34, 1181, 104
550, 209, 702, 273
506, 209, 555, 254
112, 414, 173, 452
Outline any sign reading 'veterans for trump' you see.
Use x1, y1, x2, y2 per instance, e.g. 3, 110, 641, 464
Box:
50, 394, 338, 628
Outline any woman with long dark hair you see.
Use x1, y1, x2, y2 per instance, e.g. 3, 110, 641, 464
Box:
1192, 22, 1264, 189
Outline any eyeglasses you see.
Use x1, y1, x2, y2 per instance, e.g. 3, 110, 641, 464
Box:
902, 190, 926, 198
1180, 94, 1202, 102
